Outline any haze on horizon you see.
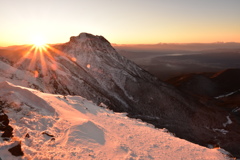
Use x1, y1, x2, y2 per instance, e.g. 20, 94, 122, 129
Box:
1, 0, 240, 47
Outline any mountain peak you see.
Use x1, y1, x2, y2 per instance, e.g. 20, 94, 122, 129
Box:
65, 32, 116, 56
69, 32, 110, 45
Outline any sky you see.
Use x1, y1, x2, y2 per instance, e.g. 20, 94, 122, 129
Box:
0, 0, 240, 46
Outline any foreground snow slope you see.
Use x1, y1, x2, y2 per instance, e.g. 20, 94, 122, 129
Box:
0, 82, 230, 160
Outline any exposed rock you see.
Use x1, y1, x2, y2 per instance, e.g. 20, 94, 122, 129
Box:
42, 131, 54, 137
0, 112, 9, 131
25, 133, 30, 138
1, 125, 13, 141
8, 142, 24, 156
0, 102, 13, 141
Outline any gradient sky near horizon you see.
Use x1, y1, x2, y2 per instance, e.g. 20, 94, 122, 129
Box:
1, 0, 240, 46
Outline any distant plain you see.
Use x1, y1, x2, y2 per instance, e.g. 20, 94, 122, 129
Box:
115, 43, 240, 80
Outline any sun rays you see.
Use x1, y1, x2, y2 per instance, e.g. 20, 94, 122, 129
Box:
28, 44, 61, 78
6, 42, 69, 91
3, 35, 78, 93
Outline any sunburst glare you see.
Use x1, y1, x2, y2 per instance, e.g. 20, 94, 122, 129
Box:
32, 35, 47, 48
10, 37, 77, 92
7, 33, 78, 92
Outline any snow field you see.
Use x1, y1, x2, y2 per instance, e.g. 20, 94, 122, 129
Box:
0, 82, 231, 160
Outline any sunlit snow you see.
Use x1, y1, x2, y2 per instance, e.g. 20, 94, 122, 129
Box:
0, 82, 231, 159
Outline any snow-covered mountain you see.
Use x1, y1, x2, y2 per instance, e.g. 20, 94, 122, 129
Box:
0, 82, 231, 159
0, 33, 240, 158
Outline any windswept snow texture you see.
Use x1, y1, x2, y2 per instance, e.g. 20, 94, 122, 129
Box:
0, 82, 230, 159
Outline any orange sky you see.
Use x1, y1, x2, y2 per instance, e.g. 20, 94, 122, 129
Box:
1, 0, 240, 47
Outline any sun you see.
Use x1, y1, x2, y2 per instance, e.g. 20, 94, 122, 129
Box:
32, 35, 47, 47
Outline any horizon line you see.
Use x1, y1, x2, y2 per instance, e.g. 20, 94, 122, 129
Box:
111, 41, 240, 46
1, 41, 240, 48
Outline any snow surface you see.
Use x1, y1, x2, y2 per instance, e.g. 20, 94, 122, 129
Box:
223, 116, 232, 128
212, 128, 229, 135
0, 82, 231, 159
232, 107, 240, 113
215, 89, 240, 99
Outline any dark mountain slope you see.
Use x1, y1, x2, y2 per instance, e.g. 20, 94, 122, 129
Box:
167, 68, 240, 97
211, 69, 240, 94
167, 73, 220, 97
167, 68, 240, 157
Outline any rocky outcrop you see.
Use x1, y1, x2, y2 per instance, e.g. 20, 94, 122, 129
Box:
8, 142, 24, 156
0, 100, 24, 157
0, 101, 13, 141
